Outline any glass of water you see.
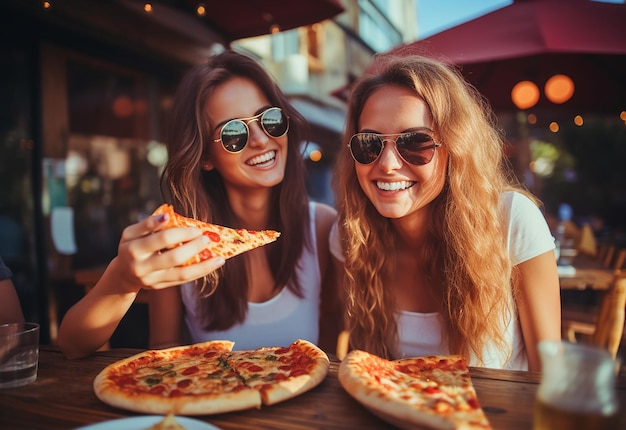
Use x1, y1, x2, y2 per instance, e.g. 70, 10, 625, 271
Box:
0, 322, 40, 389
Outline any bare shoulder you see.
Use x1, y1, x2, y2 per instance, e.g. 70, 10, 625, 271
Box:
313, 202, 337, 235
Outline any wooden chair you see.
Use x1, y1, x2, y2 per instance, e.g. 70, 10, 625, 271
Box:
602, 245, 617, 268
562, 272, 626, 358
596, 242, 609, 264
613, 248, 626, 272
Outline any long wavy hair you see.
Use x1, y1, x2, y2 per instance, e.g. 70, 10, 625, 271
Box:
162, 50, 310, 331
333, 54, 534, 362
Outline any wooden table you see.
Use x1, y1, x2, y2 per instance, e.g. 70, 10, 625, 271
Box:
558, 255, 615, 290
2, 346, 626, 429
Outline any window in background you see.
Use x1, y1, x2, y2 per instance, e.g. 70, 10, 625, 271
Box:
357, 0, 402, 52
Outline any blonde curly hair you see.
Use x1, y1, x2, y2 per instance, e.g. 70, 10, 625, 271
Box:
333, 54, 534, 362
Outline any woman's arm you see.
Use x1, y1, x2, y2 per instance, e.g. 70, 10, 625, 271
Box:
0, 278, 25, 324
58, 213, 225, 359
515, 250, 561, 371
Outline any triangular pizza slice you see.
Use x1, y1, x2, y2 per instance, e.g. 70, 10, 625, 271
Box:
152, 204, 280, 264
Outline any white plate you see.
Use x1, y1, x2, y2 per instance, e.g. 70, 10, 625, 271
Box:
76, 415, 221, 430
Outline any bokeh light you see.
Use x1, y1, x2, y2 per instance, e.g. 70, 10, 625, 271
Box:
511, 81, 540, 109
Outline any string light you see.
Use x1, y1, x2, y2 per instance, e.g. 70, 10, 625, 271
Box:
573, 115, 584, 126
545, 74, 574, 104
549, 122, 559, 133
511, 81, 540, 110
144, 3, 153, 13
196, 4, 207, 16
42, 1, 52, 9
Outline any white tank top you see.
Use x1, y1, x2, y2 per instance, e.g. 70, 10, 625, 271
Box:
181, 202, 321, 350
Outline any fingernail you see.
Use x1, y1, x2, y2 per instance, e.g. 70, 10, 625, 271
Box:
215, 257, 225, 266
156, 213, 168, 223
202, 235, 209, 244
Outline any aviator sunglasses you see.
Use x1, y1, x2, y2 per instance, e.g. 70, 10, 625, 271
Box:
213, 107, 289, 153
348, 131, 441, 165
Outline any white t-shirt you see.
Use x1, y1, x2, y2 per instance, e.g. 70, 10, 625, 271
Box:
181, 202, 321, 350
329, 191, 555, 370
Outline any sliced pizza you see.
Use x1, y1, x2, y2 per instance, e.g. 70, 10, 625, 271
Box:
93, 339, 329, 415
338, 350, 492, 430
226, 339, 330, 405
152, 203, 280, 264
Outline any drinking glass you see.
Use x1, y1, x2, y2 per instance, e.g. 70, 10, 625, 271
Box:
0, 322, 40, 388
534, 340, 620, 429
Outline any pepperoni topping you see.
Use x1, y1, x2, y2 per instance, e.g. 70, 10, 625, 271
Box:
198, 249, 213, 260
148, 385, 166, 395
423, 386, 441, 395
112, 375, 136, 386
289, 368, 306, 377
203, 231, 221, 242
182, 366, 199, 375
246, 364, 264, 373
177, 379, 192, 388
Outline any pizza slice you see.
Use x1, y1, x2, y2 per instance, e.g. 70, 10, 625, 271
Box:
226, 339, 330, 405
338, 350, 492, 430
152, 203, 280, 264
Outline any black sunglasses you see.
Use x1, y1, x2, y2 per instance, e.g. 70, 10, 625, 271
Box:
348, 131, 441, 165
213, 107, 290, 153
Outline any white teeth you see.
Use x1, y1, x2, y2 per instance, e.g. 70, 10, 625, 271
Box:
247, 150, 276, 166
376, 180, 415, 191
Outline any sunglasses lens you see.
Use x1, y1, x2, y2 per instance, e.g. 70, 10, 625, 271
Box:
396, 133, 436, 165
221, 120, 248, 152
349, 134, 383, 164
261, 108, 288, 137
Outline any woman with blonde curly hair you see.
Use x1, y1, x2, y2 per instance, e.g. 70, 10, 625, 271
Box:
331, 54, 560, 371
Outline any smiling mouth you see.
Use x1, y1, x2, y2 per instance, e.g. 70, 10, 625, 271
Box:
247, 150, 276, 167
375, 180, 415, 191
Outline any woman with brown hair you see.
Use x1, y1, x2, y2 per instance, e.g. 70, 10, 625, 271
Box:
331, 54, 560, 371
59, 50, 339, 358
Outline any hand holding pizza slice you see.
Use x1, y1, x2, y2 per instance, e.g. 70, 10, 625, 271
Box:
152, 204, 280, 265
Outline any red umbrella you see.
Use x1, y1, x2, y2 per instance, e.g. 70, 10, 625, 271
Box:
383, 0, 626, 114
155, 0, 345, 42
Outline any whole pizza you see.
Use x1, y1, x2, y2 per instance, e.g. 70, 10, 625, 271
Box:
338, 350, 492, 430
93, 339, 329, 415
